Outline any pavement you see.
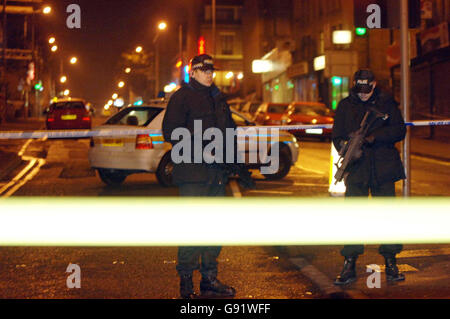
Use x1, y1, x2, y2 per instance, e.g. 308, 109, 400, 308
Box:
277, 244, 450, 299
0, 117, 45, 180
410, 136, 450, 162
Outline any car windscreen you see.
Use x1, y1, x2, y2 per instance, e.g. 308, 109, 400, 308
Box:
50, 102, 86, 111
105, 107, 163, 126
267, 104, 289, 113
294, 104, 330, 116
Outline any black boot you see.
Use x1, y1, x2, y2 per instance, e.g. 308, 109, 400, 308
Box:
334, 256, 357, 286
180, 274, 198, 299
200, 276, 236, 298
384, 256, 405, 282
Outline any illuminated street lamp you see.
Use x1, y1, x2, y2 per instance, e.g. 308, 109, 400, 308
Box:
51, 45, 58, 52
48, 37, 56, 44
113, 98, 125, 107
135, 46, 143, 53
125, 67, 131, 74
63, 89, 70, 96
60, 76, 67, 83
70, 57, 78, 64
112, 93, 118, 100
158, 21, 167, 31
118, 81, 125, 88
154, 21, 168, 97
43, 6, 52, 14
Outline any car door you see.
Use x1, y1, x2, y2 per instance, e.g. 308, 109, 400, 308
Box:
230, 111, 260, 165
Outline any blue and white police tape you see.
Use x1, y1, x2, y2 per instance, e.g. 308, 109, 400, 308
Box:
0, 119, 449, 140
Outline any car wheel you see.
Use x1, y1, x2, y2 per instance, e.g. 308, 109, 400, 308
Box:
97, 168, 127, 186
156, 152, 174, 187
262, 144, 292, 180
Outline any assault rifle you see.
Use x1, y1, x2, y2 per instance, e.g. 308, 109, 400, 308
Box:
334, 109, 388, 184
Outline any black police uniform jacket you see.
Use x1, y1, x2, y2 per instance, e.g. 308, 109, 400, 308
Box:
162, 78, 237, 185
332, 87, 406, 186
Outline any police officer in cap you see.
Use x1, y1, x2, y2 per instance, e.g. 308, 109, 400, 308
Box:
332, 69, 406, 285
163, 54, 252, 298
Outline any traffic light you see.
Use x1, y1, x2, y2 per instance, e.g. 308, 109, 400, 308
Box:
332, 76, 342, 86
355, 27, 367, 36
34, 81, 43, 92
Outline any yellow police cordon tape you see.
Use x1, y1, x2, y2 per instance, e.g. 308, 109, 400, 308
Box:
0, 197, 448, 246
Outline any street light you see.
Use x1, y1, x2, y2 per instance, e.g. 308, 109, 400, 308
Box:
135, 46, 143, 53
51, 45, 58, 52
153, 21, 167, 97
63, 89, 70, 96
43, 6, 52, 14
60, 76, 67, 83
125, 67, 131, 74
112, 93, 118, 100
70, 57, 78, 64
158, 21, 167, 31
48, 37, 56, 44
118, 81, 125, 88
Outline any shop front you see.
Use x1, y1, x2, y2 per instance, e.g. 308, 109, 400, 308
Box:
287, 61, 319, 103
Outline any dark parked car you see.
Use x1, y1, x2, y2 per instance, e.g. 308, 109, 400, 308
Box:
254, 102, 290, 125
284, 101, 334, 140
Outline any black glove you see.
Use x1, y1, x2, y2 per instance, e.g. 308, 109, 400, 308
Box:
237, 167, 256, 189
364, 135, 375, 144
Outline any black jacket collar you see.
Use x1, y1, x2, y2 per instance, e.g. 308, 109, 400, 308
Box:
349, 86, 380, 105
189, 78, 211, 92
188, 78, 224, 101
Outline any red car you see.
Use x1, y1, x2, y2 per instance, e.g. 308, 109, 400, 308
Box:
45, 98, 92, 130
254, 102, 290, 125
284, 102, 334, 140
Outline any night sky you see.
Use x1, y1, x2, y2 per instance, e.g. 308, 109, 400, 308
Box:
42, 0, 182, 107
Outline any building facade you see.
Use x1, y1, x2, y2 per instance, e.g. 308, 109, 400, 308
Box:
184, 0, 244, 95
242, 0, 422, 111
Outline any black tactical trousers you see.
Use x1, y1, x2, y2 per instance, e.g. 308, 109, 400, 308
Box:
176, 181, 226, 277
341, 181, 403, 258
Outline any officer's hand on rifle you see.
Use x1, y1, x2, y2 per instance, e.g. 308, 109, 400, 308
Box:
364, 135, 375, 145
237, 168, 256, 189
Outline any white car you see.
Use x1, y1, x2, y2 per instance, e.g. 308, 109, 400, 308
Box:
88, 103, 300, 186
